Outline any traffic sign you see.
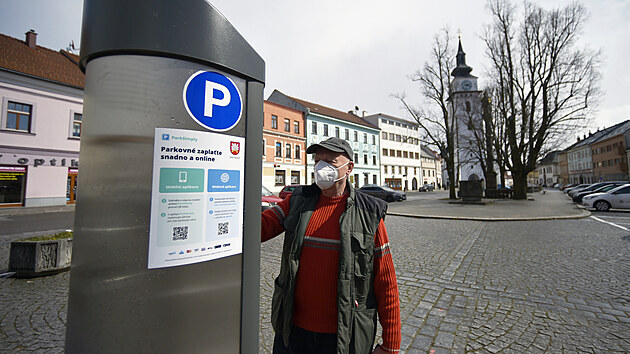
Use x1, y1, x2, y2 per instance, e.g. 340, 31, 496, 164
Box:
183, 71, 243, 131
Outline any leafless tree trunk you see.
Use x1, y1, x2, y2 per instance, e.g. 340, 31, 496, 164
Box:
483, 0, 601, 199
394, 29, 458, 199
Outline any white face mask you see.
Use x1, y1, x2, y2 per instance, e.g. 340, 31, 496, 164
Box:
314, 160, 349, 190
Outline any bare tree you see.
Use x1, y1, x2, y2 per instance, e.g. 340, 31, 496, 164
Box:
483, 0, 601, 199
394, 29, 458, 199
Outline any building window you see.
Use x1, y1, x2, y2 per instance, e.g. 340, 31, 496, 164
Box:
275, 142, 282, 157
373, 175, 377, 184
323, 124, 329, 136
284, 119, 290, 132
312, 121, 317, 134
6, 101, 32, 132
72, 112, 82, 137
384, 165, 388, 173
382, 132, 387, 140
372, 135, 376, 145
397, 150, 402, 158
363, 154, 368, 164
335, 126, 340, 138
286, 144, 291, 158
390, 149, 395, 156
405, 167, 408, 175
398, 166, 402, 174
291, 171, 300, 184
295, 145, 300, 159
275, 170, 285, 186
373, 155, 377, 165
0, 166, 27, 206
465, 101, 471, 112
294, 121, 300, 134
389, 133, 394, 140
415, 152, 419, 159
271, 115, 278, 129
354, 153, 358, 162
363, 133, 368, 143
354, 131, 358, 141
383, 149, 388, 156
263, 139, 266, 155
403, 151, 408, 158
395, 134, 401, 142
345, 129, 350, 140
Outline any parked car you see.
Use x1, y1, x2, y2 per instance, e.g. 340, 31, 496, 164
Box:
564, 183, 590, 194
560, 183, 576, 191
262, 186, 282, 211
572, 183, 624, 203
582, 184, 630, 211
568, 182, 612, 198
279, 184, 301, 199
419, 184, 435, 192
358, 185, 406, 202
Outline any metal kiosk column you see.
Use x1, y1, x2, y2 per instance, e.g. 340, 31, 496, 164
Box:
65, 1, 264, 353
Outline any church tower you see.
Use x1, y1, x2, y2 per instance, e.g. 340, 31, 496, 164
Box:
449, 38, 485, 183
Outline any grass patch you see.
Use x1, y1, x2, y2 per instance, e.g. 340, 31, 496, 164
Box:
21, 231, 73, 242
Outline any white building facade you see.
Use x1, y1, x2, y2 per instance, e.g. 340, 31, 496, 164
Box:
420, 146, 442, 188
363, 114, 422, 190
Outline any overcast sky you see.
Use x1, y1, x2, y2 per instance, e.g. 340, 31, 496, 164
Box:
1, 0, 628, 146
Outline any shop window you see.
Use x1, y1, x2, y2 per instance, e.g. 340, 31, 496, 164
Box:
275, 170, 285, 186
0, 166, 26, 206
291, 171, 300, 185
271, 115, 278, 129
5, 101, 33, 132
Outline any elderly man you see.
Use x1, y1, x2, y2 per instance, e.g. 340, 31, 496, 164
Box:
261, 137, 401, 354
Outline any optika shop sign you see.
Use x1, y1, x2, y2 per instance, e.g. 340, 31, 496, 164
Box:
0, 154, 79, 168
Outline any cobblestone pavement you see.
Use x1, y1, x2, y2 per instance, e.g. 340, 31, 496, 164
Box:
259, 216, 630, 353
2, 215, 630, 352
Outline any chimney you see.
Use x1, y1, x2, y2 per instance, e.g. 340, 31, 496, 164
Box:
25, 29, 37, 49
577, 136, 581, 142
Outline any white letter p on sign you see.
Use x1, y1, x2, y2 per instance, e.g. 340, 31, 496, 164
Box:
204, 81, 231, 118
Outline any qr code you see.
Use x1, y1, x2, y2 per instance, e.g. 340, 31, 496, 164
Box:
172, 226, 188, 241
218, 222, 229, 236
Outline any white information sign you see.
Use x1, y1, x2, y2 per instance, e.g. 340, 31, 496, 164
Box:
148, 127, 245, 269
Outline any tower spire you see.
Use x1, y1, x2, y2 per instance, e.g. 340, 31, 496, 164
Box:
451, 37, 473, 77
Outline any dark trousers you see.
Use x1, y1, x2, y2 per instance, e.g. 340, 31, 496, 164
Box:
273, 326, 337, 354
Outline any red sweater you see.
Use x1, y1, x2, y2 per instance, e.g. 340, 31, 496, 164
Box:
262, 192, 401, 353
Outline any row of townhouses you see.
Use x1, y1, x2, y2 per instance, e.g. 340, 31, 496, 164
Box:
0, 30, 442, 208
535, 120, 630, 186
263, 91, 443, 193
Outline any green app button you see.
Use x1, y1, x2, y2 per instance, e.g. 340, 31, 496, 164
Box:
159, 168, 204, 193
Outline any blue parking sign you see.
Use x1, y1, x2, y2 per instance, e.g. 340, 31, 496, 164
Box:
183, 71, 243, 131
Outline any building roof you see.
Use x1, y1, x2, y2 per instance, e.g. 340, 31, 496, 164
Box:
368, 113, 419, 128
0, 32, 84, 88
271, 90, 378, 130
538, 151, 560, 165
565, 120, 630, 151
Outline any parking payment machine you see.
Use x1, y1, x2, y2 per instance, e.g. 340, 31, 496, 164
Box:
65, 1, 264, 352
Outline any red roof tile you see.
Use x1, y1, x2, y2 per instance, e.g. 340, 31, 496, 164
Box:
0, 33, 84, 88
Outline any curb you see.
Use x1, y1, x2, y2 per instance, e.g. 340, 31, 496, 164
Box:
386, 209, 591, 222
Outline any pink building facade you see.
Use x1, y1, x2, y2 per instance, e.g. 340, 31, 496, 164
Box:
0, 31, 84, 207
